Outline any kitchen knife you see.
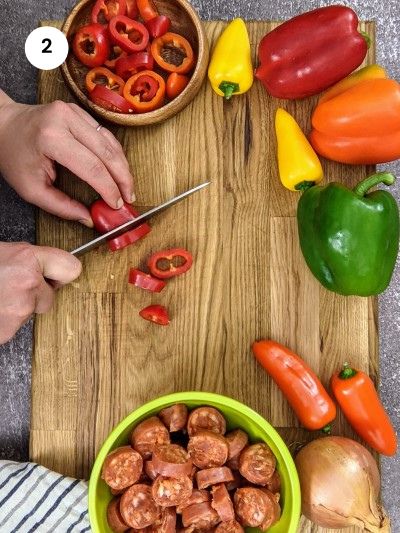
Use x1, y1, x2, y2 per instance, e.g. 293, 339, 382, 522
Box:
70, 182, 210, 256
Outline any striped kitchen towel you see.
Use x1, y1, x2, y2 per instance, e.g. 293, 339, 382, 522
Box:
0, 461, 91, 532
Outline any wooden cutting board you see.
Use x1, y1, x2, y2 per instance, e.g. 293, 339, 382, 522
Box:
31, 20, 378, 532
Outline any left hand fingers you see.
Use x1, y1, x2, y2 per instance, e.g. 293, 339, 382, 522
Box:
68, 104, 135, 203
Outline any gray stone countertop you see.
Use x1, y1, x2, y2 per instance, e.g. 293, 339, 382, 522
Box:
0, 0, 399, 529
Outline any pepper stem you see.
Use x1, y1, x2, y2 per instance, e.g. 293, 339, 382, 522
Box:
339, 362, 358, 380
321, 424, 332, 435
295, 180, 315, 192
353, 172, 396, 197
219, 81, 240, 100
360, 30, 372, 49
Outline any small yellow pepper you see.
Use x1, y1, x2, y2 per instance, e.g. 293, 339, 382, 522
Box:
275, 108, 323, 191
319, 64, 387, 104
208, 18, 253, 99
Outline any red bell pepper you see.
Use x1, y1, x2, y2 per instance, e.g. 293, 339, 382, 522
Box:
115, 52, 154, 80
90, 85, 133, 113
91, 0, 126, 24
139, 305, 170, 325
123, 70, 165, 113
255, 6, 368, 99
147, 248, 193, 279
104, 45, 127, 69
146, 15, 171, 39
129, 269, 166, 292
72, 23, 110, 68
109, 16, 149, 54
126, 0, 139, 19
166, 73, 189, 99
90, 199, 151, 251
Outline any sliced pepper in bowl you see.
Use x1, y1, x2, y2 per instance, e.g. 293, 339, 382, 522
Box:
151, 32, 195, 74
123, 70, 165, 113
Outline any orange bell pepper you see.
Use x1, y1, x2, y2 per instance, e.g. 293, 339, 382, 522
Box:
310, 77, 400, 164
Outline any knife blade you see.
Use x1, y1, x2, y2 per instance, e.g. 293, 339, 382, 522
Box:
70, 182, 210, 256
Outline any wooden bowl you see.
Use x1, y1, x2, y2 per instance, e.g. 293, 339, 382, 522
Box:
61, 0, 209, 126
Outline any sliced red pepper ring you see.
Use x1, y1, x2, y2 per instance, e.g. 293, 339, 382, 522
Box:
126, 0, 139, 19
90, 85, 133, 113
151, 32, 195, 74
146, 15, 171, 39
72, 23, 110, 68
147, 248, 193, 279
137, 0, 159, 22
139, 305, 170, 325
90, 200, 151, 252
128, 268, 167, 292
123, 70, 165, 113
104, 45, 127, 69
91, 0, 126, 24
166, 72, 189, 99
115, 52, 154, 80
109, 15, 149, 54
85, 67, 125, 95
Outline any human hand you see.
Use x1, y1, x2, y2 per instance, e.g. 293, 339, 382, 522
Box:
0, 90, 135, 227
0, 241, 82, 345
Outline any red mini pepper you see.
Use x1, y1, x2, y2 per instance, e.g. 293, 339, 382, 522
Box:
139, 305, 170, 325
90, 85, 133, 113
129, 269, 166, 292
90, 199, 151, 251
252, 340, 337, 431
72, 23, 110, 68
126, 0, 139, 19
331, 363, 397, 456
166, 73, 189, 99
146, 15, 171, 39
91, 0, 126, 24
147, 248, 193, 279
255, 6, 368, 99
109, 16, 149, 54
137, 0, 159, 22
123, 70, 165, 113
104, 45, 127, 69
115, 52, 154, 80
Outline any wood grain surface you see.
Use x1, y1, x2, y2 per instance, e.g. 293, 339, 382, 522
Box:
32, 20, 378, 533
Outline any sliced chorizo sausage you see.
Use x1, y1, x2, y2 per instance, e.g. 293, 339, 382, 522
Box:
225, 429, 248, 461
120, 484, 161, 529
196, 467, 234, 490
131, 417, 170, 459
145, 461, 159, 481
159, 404, 188, 432
148, 507, 177, 533
176, 489, 210, 513
181, 501, 220, 529
266, 470, 281, 494
102, 446, 143, 491
152, 444, 193, 478
215, 520, 245, 533
225, 470, 243, 491
211, 483, 235, 522
187, 407, 226, 436
152, 475, 193, 507
234, 487, 276, 528
260, 489, 281, 530
188, 430, 228, 469
107, 497, 129, 532
239, 443, 276, 485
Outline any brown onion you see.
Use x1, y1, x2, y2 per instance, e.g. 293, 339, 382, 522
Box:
295, 436, 390, 532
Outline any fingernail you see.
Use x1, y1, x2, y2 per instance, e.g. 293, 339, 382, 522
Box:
79, 218, 94, 228
131, 192, 136, 203
116, 197, 124, 209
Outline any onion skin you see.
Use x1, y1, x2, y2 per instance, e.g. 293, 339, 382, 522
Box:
295, 437, 390, 532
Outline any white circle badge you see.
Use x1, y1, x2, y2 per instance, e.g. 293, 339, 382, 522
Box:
25, 27, 69, 70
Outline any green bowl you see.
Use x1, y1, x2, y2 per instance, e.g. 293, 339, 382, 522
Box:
89, 392, 301, 532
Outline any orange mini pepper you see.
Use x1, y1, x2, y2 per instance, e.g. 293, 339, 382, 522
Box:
252, 340, 336, 431
123, 70, 165, 113
310, 77, 400, 164
151, 32, 195, 74
166, 73, 189, 99
85, 66, 125, 95
331, 363, 397, 456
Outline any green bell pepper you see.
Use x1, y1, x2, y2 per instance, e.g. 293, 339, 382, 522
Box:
297, 172, 399, 296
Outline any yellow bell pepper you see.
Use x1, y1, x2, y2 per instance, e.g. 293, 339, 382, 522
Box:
275, 108, 323, 192
208, 18, 253, 99
319, 64, 387, 104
